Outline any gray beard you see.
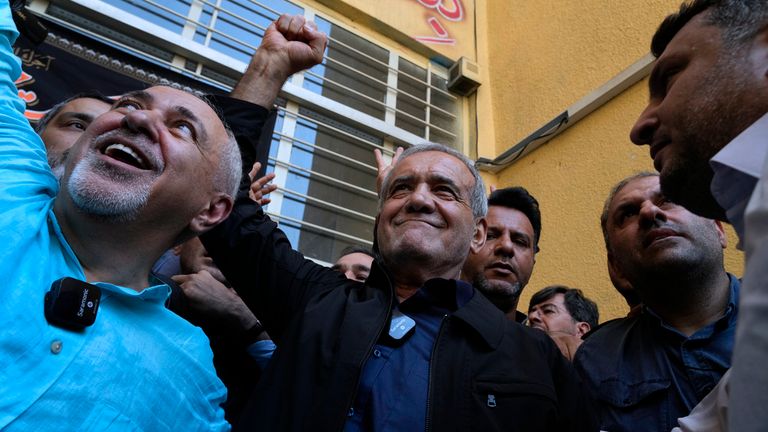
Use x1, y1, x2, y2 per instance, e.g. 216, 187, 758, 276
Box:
67, 156, 151, 223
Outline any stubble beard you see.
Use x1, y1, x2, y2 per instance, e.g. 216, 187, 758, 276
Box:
67, 153, 153, 223
662, 53, 765, 220
473, 273, 523, 315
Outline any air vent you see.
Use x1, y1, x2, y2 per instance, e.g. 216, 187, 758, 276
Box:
447, 56, 481, 96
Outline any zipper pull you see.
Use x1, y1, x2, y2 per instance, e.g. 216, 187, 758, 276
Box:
487, 394, 497, 408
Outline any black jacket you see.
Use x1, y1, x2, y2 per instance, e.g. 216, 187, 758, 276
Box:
202, 197, 598, 431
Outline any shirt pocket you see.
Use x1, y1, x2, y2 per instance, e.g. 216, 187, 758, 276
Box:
594, 378, 671, 431
470, 379, 558, 431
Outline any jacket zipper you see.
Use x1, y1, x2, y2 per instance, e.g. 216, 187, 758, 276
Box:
337, 278, 394, 430
425, 314, 448, 432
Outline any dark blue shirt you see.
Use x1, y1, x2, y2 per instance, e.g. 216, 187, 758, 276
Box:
344, 279, 474, 432
573, 274, 740, 432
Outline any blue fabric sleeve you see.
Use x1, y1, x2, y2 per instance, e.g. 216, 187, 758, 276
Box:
245, 339, 276, 370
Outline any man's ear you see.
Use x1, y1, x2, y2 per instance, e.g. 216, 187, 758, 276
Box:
576, 321, 591, 338
470, 217, 487, 254
756, 25, 768, 81
714, 220, 727, 249
189, 193, 233, 235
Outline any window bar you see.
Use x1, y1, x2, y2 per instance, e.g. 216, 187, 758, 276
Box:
270, 158, 378, 198
278, 187, 376, 222
267, 212, 374, 246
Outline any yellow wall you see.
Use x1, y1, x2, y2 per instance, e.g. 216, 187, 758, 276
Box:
479, 0, 744, 320
309, 0, 744, 321
315, 0, 477, 61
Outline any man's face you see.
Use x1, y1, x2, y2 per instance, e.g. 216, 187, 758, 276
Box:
630, 13, 768, 219
178, 237, 227, 284
39, 97, 111, 176
464, 206, 535, 299
332, 252, 373, 282
376, 151, 484, 273
62, 86, 230, 225
528, 293, 581, 336
605, 176, 726, 292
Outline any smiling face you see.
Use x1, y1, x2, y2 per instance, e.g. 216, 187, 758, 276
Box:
464, 206, 535, 302
605, 176, 726, 297
629, 12, 768, 219
61, 86, 232, 227
376, 151, 484, 280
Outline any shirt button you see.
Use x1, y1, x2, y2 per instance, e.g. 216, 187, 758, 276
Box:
373, 349, 382, 358
50, 340, 63, 354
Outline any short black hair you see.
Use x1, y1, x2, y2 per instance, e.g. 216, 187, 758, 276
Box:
488, 187, 542, 253
652, 0, 768, 58
35, 91, 114, 134
336, 245, 375, 261
528, 285, 599, 330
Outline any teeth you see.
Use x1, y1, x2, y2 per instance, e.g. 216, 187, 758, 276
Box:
105, 143, 143, 167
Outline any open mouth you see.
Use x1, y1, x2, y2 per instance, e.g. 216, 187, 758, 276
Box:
101, 143, 149, 170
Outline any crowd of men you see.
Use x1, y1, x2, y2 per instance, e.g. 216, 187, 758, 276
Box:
0, 0, 766, 430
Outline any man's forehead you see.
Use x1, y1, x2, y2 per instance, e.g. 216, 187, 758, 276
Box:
657, 12, 718, 61
487, 206, 533, 231
54, 98, 111, 121
534, 294, 565, 309
394, 151, 473, 183
336, 252, 372, 266
612, 177, 660, 206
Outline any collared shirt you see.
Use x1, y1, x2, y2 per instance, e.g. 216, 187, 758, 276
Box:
712, 112, 768, 432
344, 279, 474, 431
0, 10, 227, 431
710, 112, 768, 243
573, 274, 740, 432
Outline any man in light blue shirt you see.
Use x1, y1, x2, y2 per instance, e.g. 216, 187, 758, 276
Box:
0, 1, 239, 429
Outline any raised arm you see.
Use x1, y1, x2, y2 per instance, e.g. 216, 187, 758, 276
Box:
230, 13, 327, 108
0, 1, 56, 202
202, 15, 341, 341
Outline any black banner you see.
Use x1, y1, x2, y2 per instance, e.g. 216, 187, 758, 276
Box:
12, 17, 222, 124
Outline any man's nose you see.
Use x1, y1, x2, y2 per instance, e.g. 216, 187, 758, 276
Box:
406, 184, 436, 213
527, 310, 541, 326
630, 104, 659, 146
494, 234, 515, 257
121, 109, 161, 142
343, 270, 357, 281
639, 200, 667, 226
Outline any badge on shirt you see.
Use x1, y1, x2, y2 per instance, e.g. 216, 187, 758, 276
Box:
389, 309, 416, 339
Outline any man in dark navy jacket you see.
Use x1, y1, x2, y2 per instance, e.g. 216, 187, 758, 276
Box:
204, 23, 598, 424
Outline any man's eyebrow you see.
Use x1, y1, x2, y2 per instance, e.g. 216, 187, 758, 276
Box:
331, 264, 343, 271
57, 112, 95, 123
174, 105, 209, 146
117, 90, 153, 105
117, 91, 210, 146
352, 264, 371, 272
429, 173, 463, 194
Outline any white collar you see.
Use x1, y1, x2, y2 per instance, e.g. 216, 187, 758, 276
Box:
711, 113, 768, 179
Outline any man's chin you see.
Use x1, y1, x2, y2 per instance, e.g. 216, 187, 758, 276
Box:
473, 276, 522, 312
660, 167, 726, 220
